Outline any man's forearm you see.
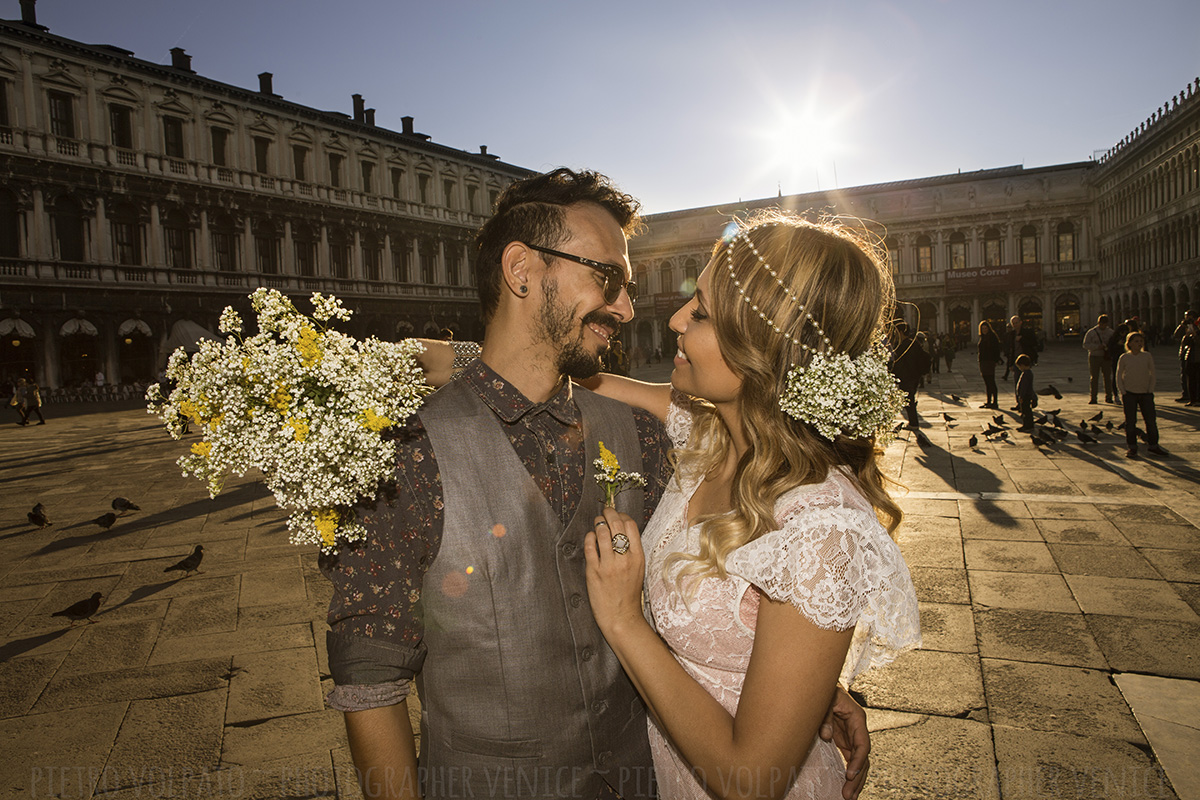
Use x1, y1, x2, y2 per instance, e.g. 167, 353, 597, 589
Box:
344, 701, 421, 800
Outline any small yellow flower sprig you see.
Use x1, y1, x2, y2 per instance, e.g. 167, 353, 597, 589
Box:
147, 288, 431, 553
593, 441, 647, 508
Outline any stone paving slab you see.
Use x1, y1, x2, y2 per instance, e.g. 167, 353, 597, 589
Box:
1115, 674, 1200, 800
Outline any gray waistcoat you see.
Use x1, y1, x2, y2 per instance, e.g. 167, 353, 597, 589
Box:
417, 378, 654, 800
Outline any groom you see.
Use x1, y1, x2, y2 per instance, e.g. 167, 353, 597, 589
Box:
321, 168, 870, 800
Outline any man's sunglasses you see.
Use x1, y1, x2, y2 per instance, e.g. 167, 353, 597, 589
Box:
526, 244, 638, 304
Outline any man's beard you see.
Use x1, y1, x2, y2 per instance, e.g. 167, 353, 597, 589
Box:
535, 277, 619, 380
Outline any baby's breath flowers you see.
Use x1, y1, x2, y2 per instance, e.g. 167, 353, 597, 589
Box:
780, 341, 905, 443
594, 441, 647, 508
147, 288, 430, 553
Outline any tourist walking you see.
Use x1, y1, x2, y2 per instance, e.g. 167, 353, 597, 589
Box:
977, 321, 1003, 409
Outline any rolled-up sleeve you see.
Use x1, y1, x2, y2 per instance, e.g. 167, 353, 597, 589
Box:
319, 420, 442, 709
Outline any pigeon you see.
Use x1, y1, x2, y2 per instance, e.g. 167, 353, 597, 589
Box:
28, 503, 51, 529
1030, 431, 1052, 447
1037, 385, 1063, 400
951, 394, 964, 403
997, 431, 1009, 442
1076, 431, 1097, 444
1089, 411, 1104, 422
1067, 377, 1073, 382
91, 512, 118, 530
1091, 425, 1103, 436
1034, 413, 1048, 425
1117, 420, 1127, 431
1079, 421, 1088, 430
1106, 421, 1114, 431
892, 422, 906, 435
943, 413, 957, 422
1044, 409, 1062, 418
968, 434, 979, 448
52, 592, 103, 626
164, 545, 204, 577
1135, 428, 1149, 443
992, 415, 1007, 427
983, 424, 1005, 438
1050, 417, 1066, 429
112, 497, 141, 514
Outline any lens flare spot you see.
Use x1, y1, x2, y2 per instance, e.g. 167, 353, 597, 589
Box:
441, 571, 468, 598
678, 277, 697, 296
465, 565, 475, 575
491, 523, 507, 538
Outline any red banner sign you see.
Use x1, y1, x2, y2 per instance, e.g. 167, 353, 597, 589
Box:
944, 263, 1043, 296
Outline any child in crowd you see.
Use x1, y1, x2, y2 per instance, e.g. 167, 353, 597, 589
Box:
1117, 331, 1166, 458
1014, 354, 1036, 431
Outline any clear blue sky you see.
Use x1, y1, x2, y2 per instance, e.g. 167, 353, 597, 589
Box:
17, 0, 1200, 214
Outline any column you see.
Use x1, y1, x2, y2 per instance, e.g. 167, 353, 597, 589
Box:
282, 220, 295, 275
198, 209, 211, 269
148, 203, 163, 266
31, 188, 50, 260
972, 297, 981, 333
937, 299, 946, 334
352, 230, 363, 279
436, 239, 447, 284
382, 233, 394, 282
42, 314, 60, 389
93, 197, 109, 264
242, 216, 253, 273
410, 237, 420, 284
969, 227, 980, 268
319, 224, 330, 276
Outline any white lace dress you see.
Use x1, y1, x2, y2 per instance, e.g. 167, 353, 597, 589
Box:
643, 398, 921, 800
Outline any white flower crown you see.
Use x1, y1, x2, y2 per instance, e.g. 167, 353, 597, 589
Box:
724, 226, 903, 442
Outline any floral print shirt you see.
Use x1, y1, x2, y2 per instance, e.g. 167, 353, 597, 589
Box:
321, 358, 671, 709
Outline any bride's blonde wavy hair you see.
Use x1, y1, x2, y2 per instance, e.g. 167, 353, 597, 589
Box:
667, 210, 902, 588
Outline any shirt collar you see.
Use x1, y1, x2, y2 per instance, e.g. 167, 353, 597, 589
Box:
463, 358, 579, 426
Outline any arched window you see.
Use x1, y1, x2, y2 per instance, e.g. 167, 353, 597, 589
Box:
0, 188, 20, 258
1020, 224, 1038, 264
210, 213, 238, 272
916, 235, 932, 273
110, 203, 142, 265
659, 260, 674, 295
53, 196, 85, 262
884, 237, 899, 273
362, 232, 382, 282
1054, 294, 1080, 337
293, 223, 317, 277
254, 220, 280, 274
948, 231, 967, 270
329, 229, 351, 278
163, 209, 192, 269
420, 238, 436, 283
681, 258, 700, 293
391, 233, 410, 282
983, 228, 1002, 267
1056, 221, 1075, 262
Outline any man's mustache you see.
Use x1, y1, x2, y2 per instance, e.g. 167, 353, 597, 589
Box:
582, 311, 621, 340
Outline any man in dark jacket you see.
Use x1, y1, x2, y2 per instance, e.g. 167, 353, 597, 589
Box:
890, 322, 931, 429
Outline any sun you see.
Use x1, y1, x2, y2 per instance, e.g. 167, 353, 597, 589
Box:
747, 92, 853, 193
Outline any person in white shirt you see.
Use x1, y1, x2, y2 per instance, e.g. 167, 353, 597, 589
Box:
1082, 315, 1115, 404
1116, 331, 1166, 459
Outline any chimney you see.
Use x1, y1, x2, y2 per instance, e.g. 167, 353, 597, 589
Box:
364, 108, 375, 126
480, 145, 488, 156
352, 94, 365, 123
258, 72, 274, 95
19, 0, 37, 25
170, 48, 193, 72
402, 116, 414, 135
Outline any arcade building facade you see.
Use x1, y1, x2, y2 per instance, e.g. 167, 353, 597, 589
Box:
0, 5, 532, 390
629, 79, 1200, 360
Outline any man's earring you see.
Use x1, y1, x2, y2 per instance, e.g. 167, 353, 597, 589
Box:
519, 285, 528, 294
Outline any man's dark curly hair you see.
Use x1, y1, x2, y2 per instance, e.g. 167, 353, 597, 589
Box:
473, 167, 642, 323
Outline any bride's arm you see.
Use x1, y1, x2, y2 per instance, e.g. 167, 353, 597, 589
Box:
575, 374, 672, 424
414, 339, 479, 388
585, 507, 854, 800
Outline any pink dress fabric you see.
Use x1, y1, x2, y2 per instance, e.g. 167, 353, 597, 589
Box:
641, 398, 920, 800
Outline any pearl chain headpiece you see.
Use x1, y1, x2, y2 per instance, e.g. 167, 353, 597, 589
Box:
725, 226, 831, 364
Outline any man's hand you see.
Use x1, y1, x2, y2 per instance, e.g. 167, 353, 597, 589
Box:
819, 686, 870, 800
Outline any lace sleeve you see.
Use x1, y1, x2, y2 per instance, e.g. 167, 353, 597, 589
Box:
665, 389, 697, 450
725, 486, 921, 685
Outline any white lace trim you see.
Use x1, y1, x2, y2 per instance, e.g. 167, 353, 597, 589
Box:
665, 389, 696, 450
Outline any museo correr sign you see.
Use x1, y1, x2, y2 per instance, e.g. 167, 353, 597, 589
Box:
944, 263, 1043, 296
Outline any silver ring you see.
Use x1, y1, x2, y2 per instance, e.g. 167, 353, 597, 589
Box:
611, 533, 630, 555
596, 520, 608, 527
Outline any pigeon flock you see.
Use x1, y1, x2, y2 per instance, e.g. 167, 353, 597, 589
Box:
25, 497, 205, 628
899, 385, 1163, 457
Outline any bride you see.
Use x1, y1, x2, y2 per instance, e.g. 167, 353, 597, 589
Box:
582, 212, 920, 799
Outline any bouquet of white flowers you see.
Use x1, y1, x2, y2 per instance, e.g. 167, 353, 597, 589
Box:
147, 288, 430, 553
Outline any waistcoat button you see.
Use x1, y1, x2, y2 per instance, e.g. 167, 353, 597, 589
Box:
569, 593, 583, 608
562, 542, 577, 556
581, 646, 594, 661
591, 699, 608, 714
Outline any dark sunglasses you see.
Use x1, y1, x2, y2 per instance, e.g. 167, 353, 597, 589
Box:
526, 244, 638, 304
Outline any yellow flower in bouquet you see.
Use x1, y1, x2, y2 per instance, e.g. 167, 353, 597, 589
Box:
593, 441, 647, 508
147, 288, 431, 553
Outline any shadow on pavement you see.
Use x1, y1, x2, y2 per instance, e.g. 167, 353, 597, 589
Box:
0, 628, 71, 662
